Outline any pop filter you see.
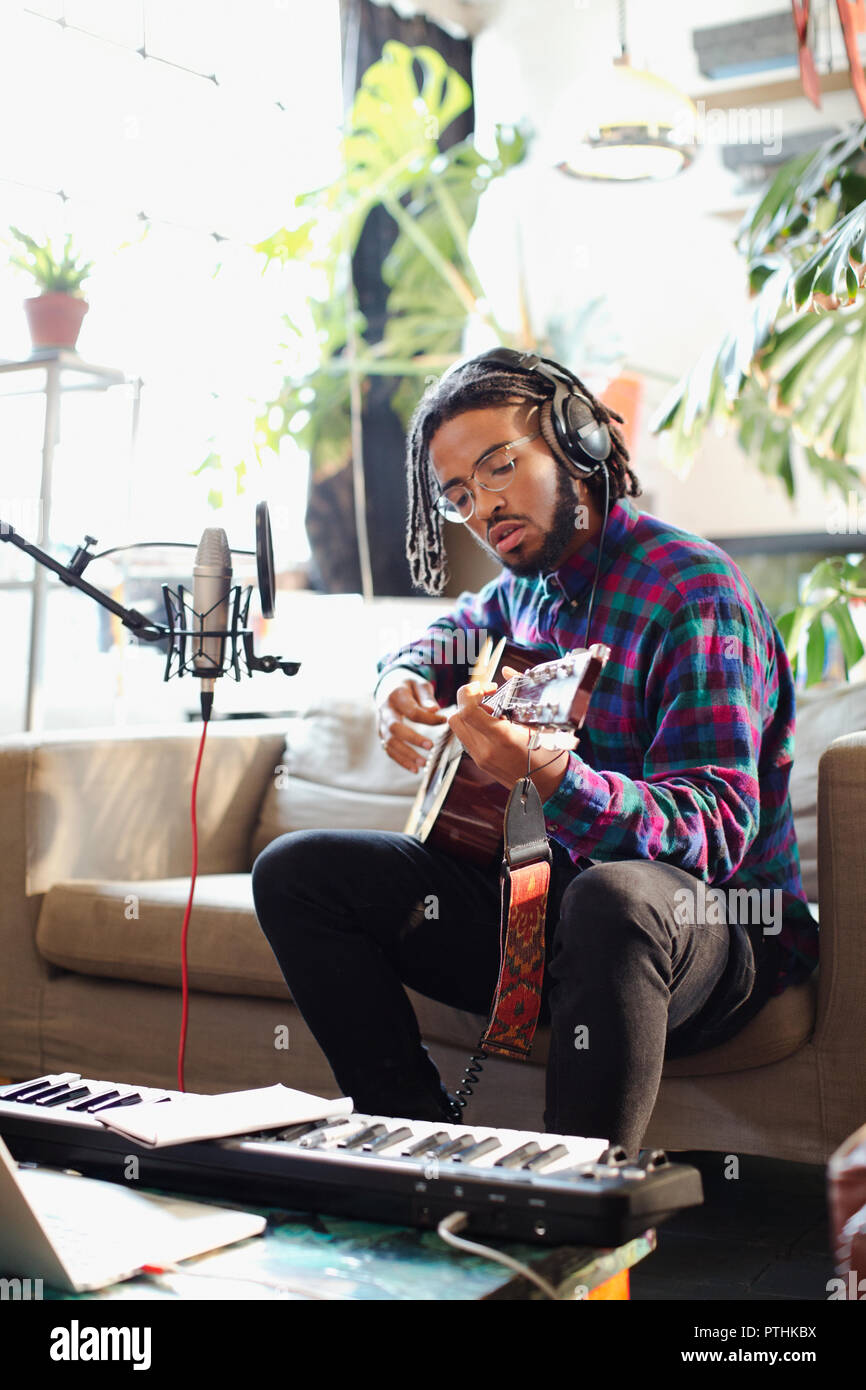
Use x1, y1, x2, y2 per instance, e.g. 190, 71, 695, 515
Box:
256, 500, 276, 620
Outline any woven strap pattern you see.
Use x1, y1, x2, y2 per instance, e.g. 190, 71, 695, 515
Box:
479, 859, 550, 1060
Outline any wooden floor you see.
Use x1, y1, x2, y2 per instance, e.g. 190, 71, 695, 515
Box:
631, 1150, 835, 1301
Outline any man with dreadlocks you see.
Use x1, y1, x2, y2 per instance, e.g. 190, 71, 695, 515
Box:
252, 350, 818, 1157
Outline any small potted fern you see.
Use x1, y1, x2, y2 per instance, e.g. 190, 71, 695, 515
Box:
8, 228, 94, 353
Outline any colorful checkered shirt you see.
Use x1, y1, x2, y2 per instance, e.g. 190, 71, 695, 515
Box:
377, 496, 819, 997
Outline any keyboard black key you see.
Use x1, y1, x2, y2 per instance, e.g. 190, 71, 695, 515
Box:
299, 1119, 356, 1149
429, 1134, 476, 1159
249, 1117, 341, 1144
1, 1076, 69, 1101
452, 1136, 501, 1164
69, 1091, 121, 1113
339, 1123, 387, 1150
35, 1086, 91, 1108
365, 1127, 413, 1153
495, 1142, 541, 1169
523, 1144, 569, 1171
89, 1093, 143, 1112
25, 1083, 80, 1105
402, 1132, 449, 1157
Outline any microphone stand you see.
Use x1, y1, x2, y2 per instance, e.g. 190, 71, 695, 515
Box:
0, 519, 300, 682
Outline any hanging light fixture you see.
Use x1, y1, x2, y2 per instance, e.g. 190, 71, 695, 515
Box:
557, 0, 698, 182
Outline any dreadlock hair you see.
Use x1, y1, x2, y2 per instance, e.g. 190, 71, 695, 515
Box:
405, 356, 641, 595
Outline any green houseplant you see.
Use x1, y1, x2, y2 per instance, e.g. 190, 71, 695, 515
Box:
651, 124, 866, 685
8, 227, 94, 353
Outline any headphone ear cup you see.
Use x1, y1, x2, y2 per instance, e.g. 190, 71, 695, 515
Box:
540, 397, 606, 477
539, 398, 579, 473
562, 394, 611, 465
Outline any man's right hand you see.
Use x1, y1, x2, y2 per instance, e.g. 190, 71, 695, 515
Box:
375, 670, 447, 773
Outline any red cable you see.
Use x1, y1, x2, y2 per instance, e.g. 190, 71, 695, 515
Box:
178, 716, 209, 1092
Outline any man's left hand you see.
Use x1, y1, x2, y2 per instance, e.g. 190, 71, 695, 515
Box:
448, 667, 570, 800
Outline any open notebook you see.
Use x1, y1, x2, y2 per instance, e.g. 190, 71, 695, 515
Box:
0, 1134, 266, 1293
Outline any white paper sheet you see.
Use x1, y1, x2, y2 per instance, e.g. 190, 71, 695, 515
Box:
93, 1085, 354, 1148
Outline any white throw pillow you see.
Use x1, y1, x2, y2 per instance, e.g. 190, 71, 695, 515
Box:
250, 696, 424, 860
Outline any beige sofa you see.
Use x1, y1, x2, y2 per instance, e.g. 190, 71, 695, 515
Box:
1, 680, 864, 1165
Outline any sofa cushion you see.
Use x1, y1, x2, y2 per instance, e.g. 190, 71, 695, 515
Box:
250, 696, 424, 860
23, 725, 289, 896
659, 974, 817, 1075
791, 680, 866, 901
406, 973, 818, 1076
36, 875, 291, 1000
37, 871, 818, 1077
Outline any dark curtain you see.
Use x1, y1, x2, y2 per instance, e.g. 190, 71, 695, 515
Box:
325, 0, 474, 596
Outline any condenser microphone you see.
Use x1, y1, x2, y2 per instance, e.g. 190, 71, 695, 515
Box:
192, 527, 233, 721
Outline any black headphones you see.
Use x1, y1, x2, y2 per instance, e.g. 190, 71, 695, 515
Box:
471, 347, 612, 478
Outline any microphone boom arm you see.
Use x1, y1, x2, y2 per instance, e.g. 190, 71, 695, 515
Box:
0, 520, 300, 675
1, 520, 168, 641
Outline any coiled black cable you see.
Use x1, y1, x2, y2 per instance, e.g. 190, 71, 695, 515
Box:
453, 1050, 488, 1116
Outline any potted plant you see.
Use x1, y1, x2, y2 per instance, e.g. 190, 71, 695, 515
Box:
8, 227, 94, 353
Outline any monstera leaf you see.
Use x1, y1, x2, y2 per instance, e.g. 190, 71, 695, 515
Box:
311, 42, 473, 255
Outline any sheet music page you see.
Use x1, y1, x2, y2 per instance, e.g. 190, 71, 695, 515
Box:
93, 1085, 354, 1148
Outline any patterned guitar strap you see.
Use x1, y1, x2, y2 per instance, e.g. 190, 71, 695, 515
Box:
479, 769, 553, 1060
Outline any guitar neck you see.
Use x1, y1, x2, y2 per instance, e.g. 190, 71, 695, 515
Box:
483, 644, 609, 730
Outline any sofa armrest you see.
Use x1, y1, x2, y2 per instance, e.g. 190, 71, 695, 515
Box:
0, 719, 293, 1079
0, 743, 49, 1074
0, 719, 293, 895
816, 731, 866, 1054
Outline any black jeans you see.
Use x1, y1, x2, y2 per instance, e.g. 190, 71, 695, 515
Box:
251, 829, 779, 1157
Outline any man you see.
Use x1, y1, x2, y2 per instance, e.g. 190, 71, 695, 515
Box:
252, 350, 818, 1157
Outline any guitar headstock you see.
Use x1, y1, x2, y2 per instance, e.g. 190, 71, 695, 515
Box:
483, 643, 609, 743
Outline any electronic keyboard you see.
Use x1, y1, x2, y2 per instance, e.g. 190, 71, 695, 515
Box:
0, 1075, 703, 1247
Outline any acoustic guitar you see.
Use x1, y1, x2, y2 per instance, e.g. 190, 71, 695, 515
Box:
404, 636, 609, 869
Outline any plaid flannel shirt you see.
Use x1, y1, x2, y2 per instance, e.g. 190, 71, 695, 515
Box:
377, 496, 819, 997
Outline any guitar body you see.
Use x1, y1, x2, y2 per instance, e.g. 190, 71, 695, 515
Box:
404, 638, 537, 870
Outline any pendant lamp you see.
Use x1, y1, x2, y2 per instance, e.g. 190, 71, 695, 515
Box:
557, 0, 698, 182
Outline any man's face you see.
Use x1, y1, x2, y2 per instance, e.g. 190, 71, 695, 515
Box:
428, 401, 597, 577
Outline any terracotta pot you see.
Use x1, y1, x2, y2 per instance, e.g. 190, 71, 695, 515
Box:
23, 293, 89, 352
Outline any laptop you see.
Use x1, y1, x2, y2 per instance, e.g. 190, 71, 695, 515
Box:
0, 1134, 266, 1293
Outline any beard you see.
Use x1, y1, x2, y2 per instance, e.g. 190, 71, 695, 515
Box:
474, 468, 581, 579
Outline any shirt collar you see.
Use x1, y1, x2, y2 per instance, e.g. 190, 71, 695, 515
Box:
538, 495, 639, 605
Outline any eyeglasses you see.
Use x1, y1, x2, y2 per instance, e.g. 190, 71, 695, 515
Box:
433, 430, 542, 523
